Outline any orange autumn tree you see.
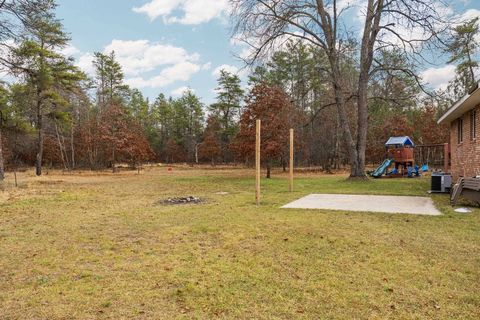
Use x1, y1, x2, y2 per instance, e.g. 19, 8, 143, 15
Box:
165, 138, 186, 163
75, 104, 154, 172
233, 83, 299, 178
198, 116, 222, 165
414, 105, 449, 145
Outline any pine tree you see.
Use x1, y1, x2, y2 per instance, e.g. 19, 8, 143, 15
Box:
446, 17, 479, 100
180, 91, 204, 164
10, 3, 83, 175
210, 70, 243, 162
93, 51, 128, 108
151, 93, 173, 160
126, 88, 149, 125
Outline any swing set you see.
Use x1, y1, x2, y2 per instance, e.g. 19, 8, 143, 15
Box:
414, 143, 450, 173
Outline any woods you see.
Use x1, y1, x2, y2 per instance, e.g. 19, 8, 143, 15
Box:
229, 0, 452, 177
0, 0, 478, 179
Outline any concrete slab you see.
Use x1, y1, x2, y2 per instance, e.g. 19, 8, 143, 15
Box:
282, 194, 441, 215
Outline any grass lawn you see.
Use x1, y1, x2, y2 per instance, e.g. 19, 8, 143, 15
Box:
0, 166, 479, 319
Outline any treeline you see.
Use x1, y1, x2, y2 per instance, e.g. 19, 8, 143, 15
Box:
0, 1, 476, 179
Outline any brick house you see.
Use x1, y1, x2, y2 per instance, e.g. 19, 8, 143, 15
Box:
438, 86, 480, 179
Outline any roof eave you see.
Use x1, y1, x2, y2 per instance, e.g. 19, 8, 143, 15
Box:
438, 86, 480, 125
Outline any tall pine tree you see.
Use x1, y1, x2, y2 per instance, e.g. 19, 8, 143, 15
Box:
209, 70, 243, 163
445, 17, 479, 100
11, 3, 83, 175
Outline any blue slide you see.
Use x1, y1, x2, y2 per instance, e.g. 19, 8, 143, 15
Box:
371, 159, 393, 178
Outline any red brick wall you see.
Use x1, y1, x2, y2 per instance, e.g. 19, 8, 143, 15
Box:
450, 105, 480, 180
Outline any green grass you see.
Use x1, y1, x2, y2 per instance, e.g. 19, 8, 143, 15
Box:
0, 168, 479, 319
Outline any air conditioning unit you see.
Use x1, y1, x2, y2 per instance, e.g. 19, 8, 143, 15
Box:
431, 172, 452, 193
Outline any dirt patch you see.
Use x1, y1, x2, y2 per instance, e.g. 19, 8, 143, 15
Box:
160, 196, 204, 205
36, 180, 65, 185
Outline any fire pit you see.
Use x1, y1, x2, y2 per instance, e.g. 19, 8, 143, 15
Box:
161, 196, 203, 205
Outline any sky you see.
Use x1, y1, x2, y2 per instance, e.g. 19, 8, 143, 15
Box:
56, 0, 241, 104
55, 0, 480, 105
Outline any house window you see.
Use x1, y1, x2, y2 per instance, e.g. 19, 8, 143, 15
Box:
458, 118, 463, 144
471, 109, 477, 139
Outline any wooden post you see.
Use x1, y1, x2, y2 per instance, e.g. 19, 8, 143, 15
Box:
256, 120, 261, 205
289, 128, 294, 192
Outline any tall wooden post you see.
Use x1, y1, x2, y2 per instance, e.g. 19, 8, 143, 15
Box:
289, 128, 294, 192
256, 120, 261, 205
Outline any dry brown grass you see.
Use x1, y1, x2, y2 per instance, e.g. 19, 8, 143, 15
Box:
0, 166, 479, 319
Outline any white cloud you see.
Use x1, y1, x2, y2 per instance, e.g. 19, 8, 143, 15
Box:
229, 37, 244, 47
418, 8, 480, 91
420, 65, 456, 90
133, 0, 229, 25
104, 39, 200, 77
0, 69, 16, 83
171, 86, 194, 96
76, 52, 95, 75
60, 45, 81, 57
457, 9, 480, 42
0, 39, 17, 70
459, 8, 480, 22
201, 62, 212, 70
125, 61, 201, 89
231, 32, 312, 63
132, 0, 181, 21
329, 0, 364, 18
212, 64, 239, 78
73, 39, 203, 90
161, 61, 201, 81
375, 1, 453, 50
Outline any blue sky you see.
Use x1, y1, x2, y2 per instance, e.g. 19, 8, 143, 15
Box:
56, 0, 241, 104
55, 0, 480, 105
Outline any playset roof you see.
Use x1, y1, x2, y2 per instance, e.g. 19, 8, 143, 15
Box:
385, 136, 415, 147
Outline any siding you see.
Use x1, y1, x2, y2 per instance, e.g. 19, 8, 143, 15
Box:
450, 105, 480, 180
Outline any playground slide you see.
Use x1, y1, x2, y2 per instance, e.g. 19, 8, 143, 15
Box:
371, 159, 393, 178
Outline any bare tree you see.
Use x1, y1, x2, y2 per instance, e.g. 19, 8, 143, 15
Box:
230, 0, 448, 177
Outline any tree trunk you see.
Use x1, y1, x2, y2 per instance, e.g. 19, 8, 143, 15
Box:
333, 115, 340, 169
351, 0, 383, 179
54, 120, 68, 170
70, 124, 75, 169
266, 160, 271, 179
465, 44, 476, 84
62, 135, 70, 169
0, 127, 5, 181
187, 134, 194, 164
112, 145, 116, 173
316, 1, 359, 176
195, 143, 199, 164
331, 71, 359, 177
13, 130, 19, 186
354, 76, 369, 178
35, 107, 44, 176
